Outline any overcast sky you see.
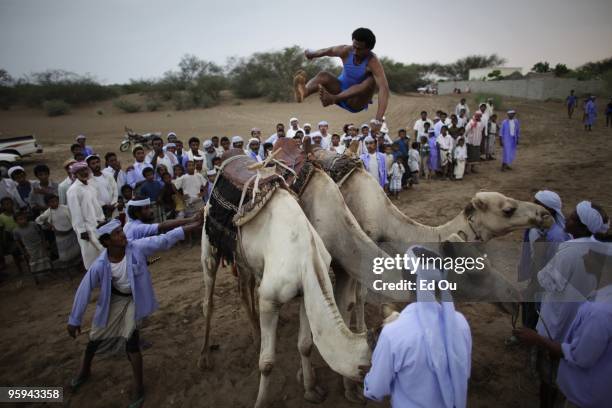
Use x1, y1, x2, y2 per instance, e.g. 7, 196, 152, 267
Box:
1, 0, 611, 84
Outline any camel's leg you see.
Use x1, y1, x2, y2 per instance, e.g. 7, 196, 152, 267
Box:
297, 299, 328, 403
354, 283, 368, 333
333, 271, 367, 404
254, 297, 280, 408
198, 239, 220, 370
238, 267, 260, 343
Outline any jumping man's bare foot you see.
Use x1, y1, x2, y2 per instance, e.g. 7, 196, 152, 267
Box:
318, 84, 336, 107
293, 70, 306, 103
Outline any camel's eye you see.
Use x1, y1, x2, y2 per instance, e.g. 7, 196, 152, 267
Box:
502, 207, 516, 217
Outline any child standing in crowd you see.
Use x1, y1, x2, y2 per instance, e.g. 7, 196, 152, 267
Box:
419, 136, 430, 180
159, 172, 181, 219
172, 164, 184, 179
138, 168, 164, 222
486, 114, 498, 160
427, 129, 439, 178
173, 161, 207, 217
0, 197, 24, 275
30, 164, 59, 216
35, 194, 81, 264
408, 142, 421, 185
453, 137, 468, 180
383, 144, 394, 181
389, 156, 405, 198
8, 167, 32, 210
13, 210, 52, 278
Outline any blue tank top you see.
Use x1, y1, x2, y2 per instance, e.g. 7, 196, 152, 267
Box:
338, 51, 371, 90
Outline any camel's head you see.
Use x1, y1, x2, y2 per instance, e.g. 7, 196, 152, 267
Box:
464, 192, 553, 241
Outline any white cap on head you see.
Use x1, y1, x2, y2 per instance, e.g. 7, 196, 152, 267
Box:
364, 135, 375, 143
75, 134, 86, 141
576, 201, 609, 234
251, 127, 261, 133
193, 155, 204, 161
289, 117, 298, 123
165, 143, 176, 148
167, 131, 177, 138
303, 123, 312, 128
231, 136, 244, 144
203, 140, 213, 148
95, 219, 122, 238
7, 166, 25, 178
207, 169, 217, 176
361, 124, 370, 129
507, 109, 516, 114
318, 120, 328, 127
127, 198, 151, 208
248, 138, 260, 145
85, 154, 99, 162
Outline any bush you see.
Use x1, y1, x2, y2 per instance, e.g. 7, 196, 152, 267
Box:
145, 98, 162, 112
379, 58, 426, 93
42, 99, 70, 116
113, 98, 141, 113
472, 93, 504, 111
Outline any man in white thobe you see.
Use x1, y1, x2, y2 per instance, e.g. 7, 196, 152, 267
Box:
66, 162, 105, 269
286, 117, 303, 139
364, 246, 471, 408
87, 155, 118, 219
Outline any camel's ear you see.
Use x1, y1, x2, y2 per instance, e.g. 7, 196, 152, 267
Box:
471, 196, 488, 212
303, 137, 313, 154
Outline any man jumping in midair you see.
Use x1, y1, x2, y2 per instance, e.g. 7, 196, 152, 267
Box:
294, 27, 390, 130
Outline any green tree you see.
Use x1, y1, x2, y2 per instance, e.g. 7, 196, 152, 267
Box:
437, 54, 507, 80
531, 62, 551, 73
553, 63, 570, 77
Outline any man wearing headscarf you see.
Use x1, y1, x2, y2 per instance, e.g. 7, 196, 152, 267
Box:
536, 200, 609, 342
58, 159, 77, 205
364, 246, 472, 408
518, 191, 571, 330
123, 198, 201, 240
317, 121, 332, 149
66, 161, 106, 269
202, 140, 218, 171
514, 234, 612, 408
66, 217, 202, 407
464, 112, 485, 173
499, 110, 520, 171
360, 135, 388, 189
286, 117, 303, 139
247, 138, 263, 162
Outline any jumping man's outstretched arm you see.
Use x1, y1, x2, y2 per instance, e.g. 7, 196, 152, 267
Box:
305, 45, 349, 60
369, 56, 390, 122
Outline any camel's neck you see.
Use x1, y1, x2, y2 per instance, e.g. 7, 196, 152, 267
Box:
300, 223, 370, 379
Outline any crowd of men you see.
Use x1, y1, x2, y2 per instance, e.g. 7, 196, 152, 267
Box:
0, 95, 609, 408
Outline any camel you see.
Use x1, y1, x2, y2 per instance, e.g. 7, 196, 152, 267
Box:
268, 140, 553, 402
199, 152, 370, 407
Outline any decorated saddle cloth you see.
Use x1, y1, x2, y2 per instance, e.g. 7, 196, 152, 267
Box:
272, 138, 315, 196
205, 149, 287, 260
310, 147, 363, 184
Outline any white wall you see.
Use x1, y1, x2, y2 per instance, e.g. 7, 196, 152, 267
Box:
438, 78, 605, 100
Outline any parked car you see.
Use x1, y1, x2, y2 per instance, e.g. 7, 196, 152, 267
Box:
0, 135, 44, 157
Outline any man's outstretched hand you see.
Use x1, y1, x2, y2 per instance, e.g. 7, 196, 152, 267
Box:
67, 324, 81, 339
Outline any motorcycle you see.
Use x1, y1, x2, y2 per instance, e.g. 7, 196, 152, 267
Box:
119, 127, 160, 152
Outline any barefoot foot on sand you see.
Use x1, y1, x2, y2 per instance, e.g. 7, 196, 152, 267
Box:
318, 84, 335, 107
293, 71, 306, 103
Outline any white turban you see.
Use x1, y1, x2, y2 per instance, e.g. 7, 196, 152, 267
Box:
95, 219, 122, 238
207, 169, 217, 176
203, 140, 213, 148
126, 198, 151, 222
535, 190, 565, 229
248, 138, 260, 145
167, 132, 177, 138
361, 124, 370, 129
507, 110, 516, 114
231, 136, 244, 144
408, 245, 469, 408
576, 201, 608, 234
303, 123, 312, 128
311, 131, 322, 139
289, 117, 298, 123
7, 166, 25, 178
85, 154, 99, 162
75, 134, 86, 141
318, 120, 328, 127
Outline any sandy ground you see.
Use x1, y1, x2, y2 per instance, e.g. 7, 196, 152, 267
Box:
0, 92, 611, 408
